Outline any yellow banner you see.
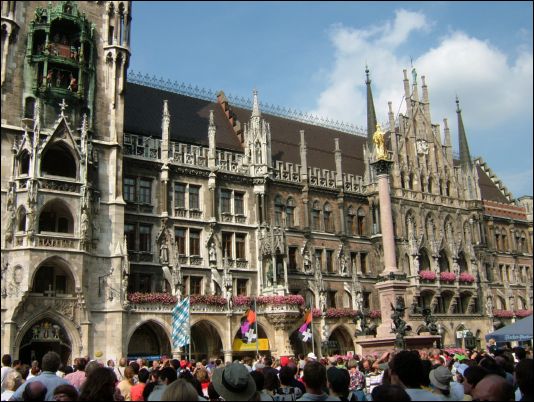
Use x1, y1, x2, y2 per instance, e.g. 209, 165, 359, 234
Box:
232, 338, 269, 352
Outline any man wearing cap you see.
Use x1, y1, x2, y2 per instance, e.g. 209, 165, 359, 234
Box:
452, 363, 468, 401
429, 365, 456, 400
211, 362, 257, 401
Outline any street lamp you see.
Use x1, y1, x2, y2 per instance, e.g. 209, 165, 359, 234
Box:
464, 330, 476, 350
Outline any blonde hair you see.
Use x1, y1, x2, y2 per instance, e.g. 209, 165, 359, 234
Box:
5, 370, 23, 391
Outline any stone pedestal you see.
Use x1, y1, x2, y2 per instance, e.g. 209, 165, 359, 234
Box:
357, 334, 441, 355
374, 280, 409, 337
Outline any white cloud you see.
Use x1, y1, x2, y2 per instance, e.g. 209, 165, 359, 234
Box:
311, 8, 534, 142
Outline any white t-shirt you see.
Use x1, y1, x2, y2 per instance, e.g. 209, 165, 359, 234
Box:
1, 367, 14, 393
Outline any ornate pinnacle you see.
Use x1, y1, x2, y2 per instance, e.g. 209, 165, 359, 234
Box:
59, 99, 68, 116
209, 109, 215, 126
252, 89, 261, 118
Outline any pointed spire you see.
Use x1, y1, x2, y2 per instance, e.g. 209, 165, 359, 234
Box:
365, 65, 377, 149
252, 89, 261, 118
208, 109, 216, 165
59, 99, 68, 117
161, 100, 170, 162
456, 96, 473, 169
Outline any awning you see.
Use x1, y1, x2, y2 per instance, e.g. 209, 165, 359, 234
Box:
485, 315, 533, 343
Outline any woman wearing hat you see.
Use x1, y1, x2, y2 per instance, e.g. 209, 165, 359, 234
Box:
429, 365, 456, 401
211, 362, 257, 401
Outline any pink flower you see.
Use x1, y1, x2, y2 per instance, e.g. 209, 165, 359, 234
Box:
325, 308, 358, 318
369, 310, 382, 319
419, 270, 437, 281
493, 309, 514, 318
312, 308, 323, 318
127, 292, 177, 305
514, 309, 532, 318
440, 271, 457, 282
459, 272, 475, 283
190, 295, 227, 306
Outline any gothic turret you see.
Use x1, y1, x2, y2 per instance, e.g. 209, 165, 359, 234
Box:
456, 96, 473, 170
366, 66, 378, 150
243, 89, 272, 176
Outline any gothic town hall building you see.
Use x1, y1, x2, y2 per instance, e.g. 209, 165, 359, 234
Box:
1, 1, 532, 364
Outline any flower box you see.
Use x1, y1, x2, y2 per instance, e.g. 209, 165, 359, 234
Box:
312, 308, 323, 318
231, 295, 305, 307
369, 310, 382, 319
440, 272, 457, 282
127, 292, 177, 305
419, 270, 436, 281
459, 272, 475, 283
190, 295, 227, 306
514, 309, 532, 318
325, 308, 358, 319
493, 309, 514, 318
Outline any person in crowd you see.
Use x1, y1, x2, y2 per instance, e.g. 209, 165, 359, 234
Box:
26, 362, 40, 380
78, 367, 120, 401
285, 363, 306, 395
15, 365, 29, 382
1, 355, 14, 394
274, 366, 303, 401
429, 365, 456, 400
107, 359, 116, 369
211, 363, 257, 402
346, 359, 364, 396
370, 384, 411, 401
64, 358, 87, 390
63, 366, 74, 377
450, 363, 468, 401
296, 360, 339, 401
117, 365, 136, 401
471, 374, 514, 402
177, 370, 204, 400
194, 368, 210, 398
161, 379, 199, 401
389, 350, 442, 401
21, 381, 47, 402
52, 384, 79, 401
142, 370, 159, 402
244, 357, 254, 373
514, 358, 533, 402
462, 365, 487, 399
264, 370, 280, 398
131, 368, 149, 401
1, 370, 22, 401
326, 367, 358, 402
147, 367, 177, 401
129, 362, 140, 385
249, 371, 272, 401
136, 359, 149, 373
114, 358, 128, 382
9, 351, 69, 401
207, 382, 222, 402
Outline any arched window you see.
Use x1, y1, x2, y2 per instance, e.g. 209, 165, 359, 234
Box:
408, 173, 414, 190
38, 199, 74, 233
420, 175, 426, 192
357, 208, 366, 236
311, 201, 321, 231
516, 296, 527, 310
24, 97, 36, 119
496, 296, 506, 310
41, 142, 76, 178
439, 179, 443, 196
274, 195, 284, 227
400, 173, 406, 189
457, 252, 468, 273
305, 289, 315, 308
17, 207, 27, 232
459, 292, 471, 314
445, 181, 451, 197
438, 250, 449, 273
342, 291, 352, 308
323, 203, 333, 232
346, 206, 356, 235
286, 197, 295, 228
32, 261, 75, 295
428, 177, 434, 194
419, 249, 431, 271
19, 151, 30, 176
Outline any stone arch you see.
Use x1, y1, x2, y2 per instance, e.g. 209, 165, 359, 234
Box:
38, 198, 75, 234
31, 255, 79, 293
288, 321, 321, 358
459, 291, 474, 314
14, 310, 82, 365
400, 253, 411, 275
419, 248, 431, 271
457, 251, 468, 273
326, 324, 355, 355
231, 318, 272, 357
438, 250, 450, 273
420, 289, 435, 309
126, 319, 172, 359
516, 295, 527, 310
495, 295, 507, 310
424, 212, 437, 240
16, 205, 27, 232
441, 290, 456, 313
40, 140, 78, 179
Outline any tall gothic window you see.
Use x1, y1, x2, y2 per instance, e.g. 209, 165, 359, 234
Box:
274, 195, 284, 226
312, 201, 321, 231
323, 203, 332, 232
286, 197, 295, 227
357, 208, 366, 235
347, 206, 356, 235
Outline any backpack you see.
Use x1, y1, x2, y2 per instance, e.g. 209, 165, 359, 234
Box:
273, 386, 301, 401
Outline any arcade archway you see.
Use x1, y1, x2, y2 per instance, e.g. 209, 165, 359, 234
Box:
127, 321, 171, 360
19, 318, 72, 365
190, 321, 223, 361
323, 326, 354, 356
232, 323, 269, 359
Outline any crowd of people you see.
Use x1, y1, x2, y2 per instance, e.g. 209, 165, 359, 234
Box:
0, 345, 532, 401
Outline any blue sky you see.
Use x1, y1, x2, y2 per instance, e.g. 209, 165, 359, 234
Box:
129, 1, 533, 198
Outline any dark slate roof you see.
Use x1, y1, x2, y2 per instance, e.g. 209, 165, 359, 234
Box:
124, 82, 367, 177
124, 82, 243, 152
476, 165, 510, 204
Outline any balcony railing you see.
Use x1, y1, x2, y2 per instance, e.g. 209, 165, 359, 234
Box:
35, 233, 79, 249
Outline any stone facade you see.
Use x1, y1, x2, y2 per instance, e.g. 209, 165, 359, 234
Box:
1, 1, 532, 364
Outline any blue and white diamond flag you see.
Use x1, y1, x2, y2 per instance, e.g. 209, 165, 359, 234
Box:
172, 297, 190, 348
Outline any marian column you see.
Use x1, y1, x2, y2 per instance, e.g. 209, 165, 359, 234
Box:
370, 124, 409, 338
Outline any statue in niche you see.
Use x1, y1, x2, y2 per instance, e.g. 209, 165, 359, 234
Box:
265, 260, 273, 287
209, 242, 217, 264
339, 252, 347, 275
1, 259, 8, 298
80, 209, 89, 241
303, 250, 312, 273
159, 242, 169, 265
355, 291, 363, 312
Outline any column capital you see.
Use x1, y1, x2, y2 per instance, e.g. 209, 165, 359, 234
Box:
371, 159, 394, 176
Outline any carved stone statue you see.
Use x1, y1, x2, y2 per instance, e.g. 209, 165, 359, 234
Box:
160, 242, 169, 265
303, 250, 311, 273
486, 297, 494, 316
80, 209, 89, 241
390, 297, 411, 337
1, 259, 8, 298
421, 307, 438, 335
355, 291, 363, 312
209, 242, 217, 263
265, 260, 273, 287
354, 310, 377, 336
373, 124, 388, 160
339, 247, 347, 275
